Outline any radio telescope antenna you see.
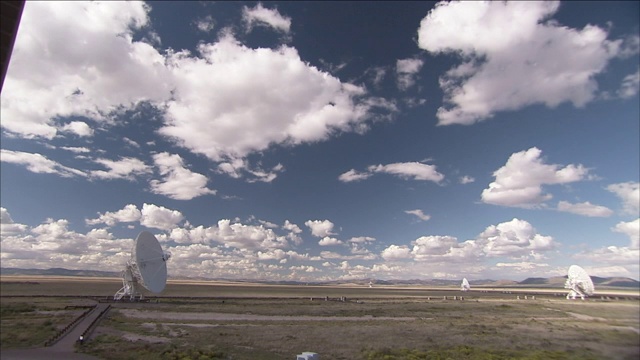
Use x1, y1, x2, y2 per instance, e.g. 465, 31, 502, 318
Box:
114, 231, 171, 301
461, 278, 470, 292
564, 265, 594, 300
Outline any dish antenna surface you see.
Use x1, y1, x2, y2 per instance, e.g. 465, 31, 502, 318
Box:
461, 278, 470, 292
114, 231, 171, 301
564, 265, 594, 300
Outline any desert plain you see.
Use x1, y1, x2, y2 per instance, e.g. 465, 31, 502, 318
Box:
1, 275, 639, 360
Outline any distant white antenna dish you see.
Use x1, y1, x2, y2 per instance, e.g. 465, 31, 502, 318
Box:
114, 231, 171, 301
368, 280, 373, 288
564, 265, 594, 300
461, 278, 470, 292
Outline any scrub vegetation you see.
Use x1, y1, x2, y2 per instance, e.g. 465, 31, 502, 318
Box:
1, 278, 638, 359
84, 298, 639, 360
0, 297, 84, 348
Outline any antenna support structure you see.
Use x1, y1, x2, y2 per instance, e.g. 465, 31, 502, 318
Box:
114, 259, 144, 301
564, 277, 588, 300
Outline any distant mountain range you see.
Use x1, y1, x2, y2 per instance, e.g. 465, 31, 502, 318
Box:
517, 276, 639, 288
1, 267, 638, 288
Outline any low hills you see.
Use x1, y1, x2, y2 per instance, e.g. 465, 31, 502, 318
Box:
1, 267, 638, 288
518, 275, 639, 288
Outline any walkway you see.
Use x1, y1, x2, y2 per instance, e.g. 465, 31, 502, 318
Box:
0, 303, 110, 360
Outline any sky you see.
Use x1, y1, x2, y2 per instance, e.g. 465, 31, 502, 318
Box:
1, 1, 638, 283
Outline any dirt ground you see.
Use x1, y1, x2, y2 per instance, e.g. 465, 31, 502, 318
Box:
79, 297, 638, 360
1, 276, 639, 359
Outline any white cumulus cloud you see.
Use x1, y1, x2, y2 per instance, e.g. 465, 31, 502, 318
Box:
61, 146, 91, 154
160, 34, 386, 165
381, 245, 413, 260
214, 219, 289, 250
341, 162, 444, 183
86, 204, 142, 227
618, 69, 640, 99
90, 157, 152, 180
396, 58, 424, 91
318, 237, 343, 246
369, 162, 444, 182
1, 149, 85, 178
160, 35, 384, 165
477, 218, 556, 258
405, 209, 431, 222
411, 235, 459, 259
283, 220, 302, 234
612, 218, 639, 249
459, 175, 475, 184
1, 214, 132, 272
382, 218, 557, 264
194, 15, 215, 33
242, 2, 291, 33
85, 203, 184, 230
338, 169, 373, 182
60, 121, 94, 137
577, 246, 640, 267
1, 1, 171, 139
557, 201, 613, 217
482, 147, 589, 208
349, 236, 376, 244
607, 182, 640, 216
418, 0, 625, 125
305, 220, 336, 238
140, 203, 184, 231
0, 208, 28, 237
150, 152, 216, 200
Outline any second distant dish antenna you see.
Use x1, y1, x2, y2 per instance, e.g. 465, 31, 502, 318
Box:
114, 231, 171, 301
461, 278, 470, 292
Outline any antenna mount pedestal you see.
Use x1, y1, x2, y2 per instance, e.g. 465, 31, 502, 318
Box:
114, 261, 143, 301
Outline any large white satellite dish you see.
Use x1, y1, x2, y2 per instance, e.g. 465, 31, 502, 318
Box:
461, 278, 470, 292
114, 231, 171, 301
564, 265, 594, 300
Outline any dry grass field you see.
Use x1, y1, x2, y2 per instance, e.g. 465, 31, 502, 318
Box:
1, 276, 638, 360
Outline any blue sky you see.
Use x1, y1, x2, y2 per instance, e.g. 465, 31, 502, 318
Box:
1, 1, 638, 282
